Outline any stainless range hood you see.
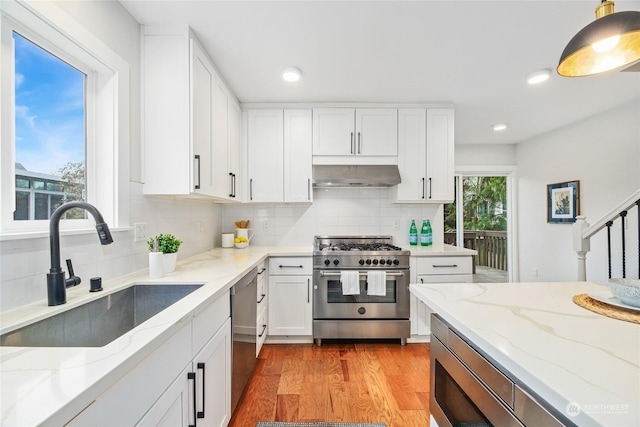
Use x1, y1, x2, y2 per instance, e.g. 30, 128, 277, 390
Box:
312, 165, 401, 187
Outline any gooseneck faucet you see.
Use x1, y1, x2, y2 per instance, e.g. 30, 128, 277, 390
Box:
47, 202, 114, 306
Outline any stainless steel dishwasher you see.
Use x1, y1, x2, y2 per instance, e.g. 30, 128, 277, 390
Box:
230, 267, 258, 415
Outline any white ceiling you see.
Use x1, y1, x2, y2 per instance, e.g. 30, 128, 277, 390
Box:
119, 0, 640, 145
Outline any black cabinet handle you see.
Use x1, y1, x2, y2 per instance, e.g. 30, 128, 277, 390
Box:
250, 178, 253, 200
307, 278, 310, 303
197, 362, 205, 419
194, 155, 201, 190
229, 172, 234, 197
357, 132, 361, 154
258, 324, 267, 338
433, 264, 458, 268
188, 371, 197, 427
233, 173, 236, 197
422, 177, 426, 199
428, 177, 432, 199
257, 268, 266, 275
279, 264, 303, 269
257, 293, 266, 304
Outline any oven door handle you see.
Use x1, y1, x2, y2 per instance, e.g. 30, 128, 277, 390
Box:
319, 271, 405, 277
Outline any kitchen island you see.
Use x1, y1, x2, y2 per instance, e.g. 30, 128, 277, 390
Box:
411, 281, 640, 427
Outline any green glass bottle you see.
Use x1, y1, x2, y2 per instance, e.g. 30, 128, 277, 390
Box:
409, 220, 418, 245
426, 219, 433, 246
420, 219, 428, 246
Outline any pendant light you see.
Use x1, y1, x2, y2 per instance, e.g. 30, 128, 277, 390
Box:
557, 1, 640, 77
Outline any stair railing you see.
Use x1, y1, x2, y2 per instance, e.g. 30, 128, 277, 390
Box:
573, 189, 640, 281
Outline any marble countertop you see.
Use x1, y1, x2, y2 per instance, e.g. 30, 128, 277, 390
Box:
410, 282, 640, 427
0, 245, 311, 427
400, 243, 477, 256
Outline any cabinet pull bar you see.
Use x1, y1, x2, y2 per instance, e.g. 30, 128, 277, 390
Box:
279, 264, 303, 268
257, 268, 267, 275
433, 264, 458, 268
257, 293, 266, 304
428, 177, 432, 199
197, 362, 205, 418
188, 372, 197, 427
258, 324, 267, 338
308, 178, 311, 200
232, 173, 236, 198
194, 155, 201, 190
307, 278, 310, 303
250, 178, 253, 200
229, 172, 234, 197
357, 132, 361, 154
350, 132, 354, 154
422, 177, 426, 199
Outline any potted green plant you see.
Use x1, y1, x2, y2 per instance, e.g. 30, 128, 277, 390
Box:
148, 234, 183, 273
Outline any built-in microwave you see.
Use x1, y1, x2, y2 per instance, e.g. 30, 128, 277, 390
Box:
430, 314, 569, 427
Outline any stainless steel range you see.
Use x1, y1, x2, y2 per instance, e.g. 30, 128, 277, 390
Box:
313, 236, 411, 346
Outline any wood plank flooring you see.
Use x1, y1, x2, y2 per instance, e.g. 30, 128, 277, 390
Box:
229, 341, 431, 427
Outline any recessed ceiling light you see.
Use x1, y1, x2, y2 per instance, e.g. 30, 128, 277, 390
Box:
493, 123, 508, 132
282, 66, 302, 82
527, 69, 551, 85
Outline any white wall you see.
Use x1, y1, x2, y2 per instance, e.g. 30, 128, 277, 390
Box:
222, 188, 442, 247
456, 144, 517, 167
516, 100, 640, 284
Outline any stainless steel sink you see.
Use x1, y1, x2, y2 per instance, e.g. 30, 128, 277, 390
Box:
0, 284, 202, 347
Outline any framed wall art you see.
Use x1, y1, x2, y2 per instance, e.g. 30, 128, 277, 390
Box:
547, 180, 580, 223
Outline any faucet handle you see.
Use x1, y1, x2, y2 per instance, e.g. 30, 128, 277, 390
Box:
65, 259, 82, 288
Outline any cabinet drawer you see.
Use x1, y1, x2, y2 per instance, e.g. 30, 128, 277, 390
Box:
256, 306, 268, 356
192, 290, 230, 355
416, 256, 473, 275
268, 257, 313, 275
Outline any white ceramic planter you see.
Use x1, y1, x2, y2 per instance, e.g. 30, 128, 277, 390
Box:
163, 252, 178, 273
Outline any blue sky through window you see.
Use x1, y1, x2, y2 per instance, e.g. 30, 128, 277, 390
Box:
14, 32, 85, 176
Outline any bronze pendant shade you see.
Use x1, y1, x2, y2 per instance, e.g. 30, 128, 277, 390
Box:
558, 1, 640, 77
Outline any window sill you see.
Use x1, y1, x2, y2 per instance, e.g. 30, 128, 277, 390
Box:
0, 226, 133, 242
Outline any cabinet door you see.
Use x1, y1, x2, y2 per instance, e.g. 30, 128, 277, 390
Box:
426, 108, 455, 202
228, 97, 242, 199
191, 39, 215, 196
284, 109, 313, 202
247, 110, 284, 202
268, 275, 312, 335
393, 108, 427, 201
312, 108, 355, 156
136, 365, 191, 427
211, 75, 230, 199
355, 109, 398, 156
193, 317, 232, 427
410, 289, 432, 336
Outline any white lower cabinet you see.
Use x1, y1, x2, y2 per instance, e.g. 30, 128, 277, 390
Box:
256, 261, 268, 355
268, 257, 313, 336
410, 255, 473, 338
68, 291, 232, 427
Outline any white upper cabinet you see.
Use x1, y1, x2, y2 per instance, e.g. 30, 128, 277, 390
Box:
390, 108, 455, 203
284, 110, 313, 203
247, 109, 284, 202
142, 26, 239, 201
246, 109, 312, 203
312, 108, 398, 164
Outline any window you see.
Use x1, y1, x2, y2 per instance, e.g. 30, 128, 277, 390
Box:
1, 0, 130, 235
12, 32, 87, 221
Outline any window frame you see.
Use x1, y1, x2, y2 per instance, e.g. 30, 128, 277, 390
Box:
0, 0, 129, 236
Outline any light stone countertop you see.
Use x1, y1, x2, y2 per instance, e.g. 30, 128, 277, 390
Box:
410, 282, 640, 427
0, 243, 473, 426
0, 245, 311, 427
399, 243, 477, 256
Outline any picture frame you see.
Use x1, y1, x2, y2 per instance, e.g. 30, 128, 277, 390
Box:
547, 180, 580, 223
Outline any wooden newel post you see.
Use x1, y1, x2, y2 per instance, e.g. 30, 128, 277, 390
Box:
573, 215, 590, 281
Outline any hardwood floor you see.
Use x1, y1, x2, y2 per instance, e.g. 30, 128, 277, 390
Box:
229, 341, 431, 427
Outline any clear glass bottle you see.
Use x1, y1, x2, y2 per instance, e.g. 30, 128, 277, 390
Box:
409, 219, 418, 245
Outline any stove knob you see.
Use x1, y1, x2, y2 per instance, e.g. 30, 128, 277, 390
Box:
379, 259, 386, 265
324, 259, 331, 266
372, 259, 379, 265
393, 259, 400, 266
333, 259, 340, 266
386, 259, 392, 265
365, 259, 372, 265
359, 259, 365, 265
358, 307, 366, 315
